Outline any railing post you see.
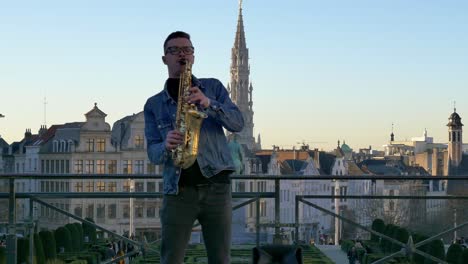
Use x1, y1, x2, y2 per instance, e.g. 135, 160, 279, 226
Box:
7, 177, 17, 264
295, 196, 299, 245
29, 198, 34, 264
273, 178, 281, 244
256, 198, 260, 247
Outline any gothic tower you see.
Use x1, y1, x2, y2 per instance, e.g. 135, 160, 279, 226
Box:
229, 1, 258, 150
447, 108, 463, 167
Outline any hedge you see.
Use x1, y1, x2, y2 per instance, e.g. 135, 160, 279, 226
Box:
424, 239, 445, 264
65, 223, 81, 251
72, 223, 84, 249
17, 237, 29, 264
55, 227, 73, 253
445, 243, 463, 263
82, 217, 97, 243
39, 230, 57, 260
0, 246, 6, 264
33, 233, 46, 264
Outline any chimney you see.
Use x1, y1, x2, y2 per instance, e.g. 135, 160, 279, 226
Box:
314, 148, 320, 169
25, 128, 32, 140
38, 125, 48, 136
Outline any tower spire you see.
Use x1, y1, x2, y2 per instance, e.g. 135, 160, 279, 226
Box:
230, 0, 257, 150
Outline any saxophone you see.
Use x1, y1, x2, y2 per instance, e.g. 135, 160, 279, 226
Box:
172, 60, 208, 169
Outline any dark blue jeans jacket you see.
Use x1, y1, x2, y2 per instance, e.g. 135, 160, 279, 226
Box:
144, 76, 244, 194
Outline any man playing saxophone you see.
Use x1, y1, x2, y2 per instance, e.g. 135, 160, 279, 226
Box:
144, 31, 244, 264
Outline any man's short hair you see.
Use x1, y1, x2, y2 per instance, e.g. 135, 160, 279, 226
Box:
163, 31, 192, 50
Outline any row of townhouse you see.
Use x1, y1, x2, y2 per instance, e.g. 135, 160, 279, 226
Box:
1, 104, 164, 241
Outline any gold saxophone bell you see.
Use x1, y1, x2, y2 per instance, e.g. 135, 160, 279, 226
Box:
172, 61, 207, 169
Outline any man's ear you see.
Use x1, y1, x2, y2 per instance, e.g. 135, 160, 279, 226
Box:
162, 55, 167, 65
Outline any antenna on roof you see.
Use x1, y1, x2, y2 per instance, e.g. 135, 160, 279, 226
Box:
43, 96, 48, 127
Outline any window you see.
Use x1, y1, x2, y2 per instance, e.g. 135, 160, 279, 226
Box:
96, 160, 105, 174
158, 182, 163, 192
123, 160, 132, 174
86, 139, 95, 152
74, 206, 82, 217
135, 182, 144, 192
61, 140, 66, 152
97, 139, 105, 152
96, 181, 105, 192
147, 205, 156, 218
75, 182, 83, 192
53, 141, 58, 152
65, 160, 70, 173
85, 181, 94, 192
108, 204, 116, 219
135, 204, 144, 218
86, 204, 94, 219
260, 200, 267, 217
74, 160, 83, 174
123, 181, 131, 192
85, 160, 94, 174
147, 163, 155, 174
236, 182, 246, 192
97, 204, 105, 219
108, 160, 117, 174
122, 205, 130, 218
134, 160, 144, 174
108, 182, 117, 192
68, 140, 74, 152
135, 135, 144, 149
147, 182, 156, 193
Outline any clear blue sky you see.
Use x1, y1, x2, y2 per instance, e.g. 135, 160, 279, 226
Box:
1, 0, 467, 151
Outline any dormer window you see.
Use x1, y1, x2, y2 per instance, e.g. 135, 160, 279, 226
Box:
68, 140, 74, 152
53, 140, 58, 152
60, 140, 66, 152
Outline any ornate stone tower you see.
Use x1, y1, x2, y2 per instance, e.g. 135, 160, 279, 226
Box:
228, 1, 258, 151
447, 108, 463, 167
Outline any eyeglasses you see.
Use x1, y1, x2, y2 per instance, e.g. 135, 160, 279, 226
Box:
165, 46, 195, 55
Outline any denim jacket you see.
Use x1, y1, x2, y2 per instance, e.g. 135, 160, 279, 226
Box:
144, 77, 244, 194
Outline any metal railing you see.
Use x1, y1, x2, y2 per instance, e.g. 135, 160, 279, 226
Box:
1, 173, 467, 264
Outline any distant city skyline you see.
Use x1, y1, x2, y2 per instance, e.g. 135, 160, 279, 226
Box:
1, 0, 467, 151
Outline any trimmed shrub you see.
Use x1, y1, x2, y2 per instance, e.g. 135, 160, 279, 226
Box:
459, 248, 468, 264
33, 233, 46, 264
0, 246, 6, 264
65, 224, 80, 251
17, 237, 29, 264
72, 223, 84, 249
424, 239, 445, 264
381, 224, 396, 253
55, 227, 72, 253
371, 218, 385, 242
412, 233, 429, 264
446, 243, 463, 264
39, 230, 57, 260
391, 227, 409, 253
82, 217, 97, 243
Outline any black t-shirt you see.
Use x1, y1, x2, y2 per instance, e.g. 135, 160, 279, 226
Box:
165, 78, 231, 186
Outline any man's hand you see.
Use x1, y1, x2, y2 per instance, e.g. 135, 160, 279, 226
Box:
187, 86, 210, 109
165, 130, 183, 151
